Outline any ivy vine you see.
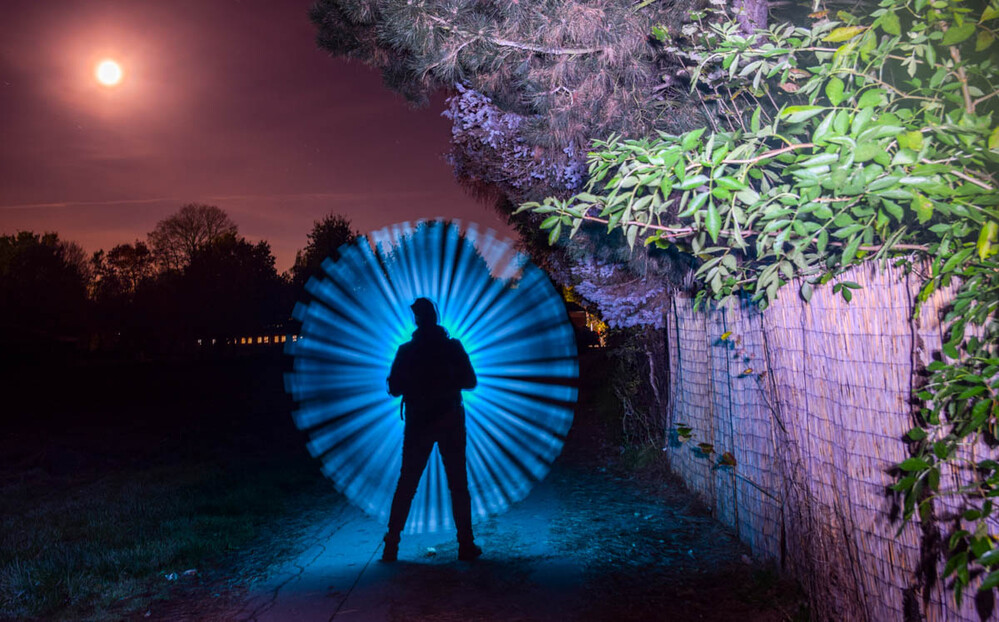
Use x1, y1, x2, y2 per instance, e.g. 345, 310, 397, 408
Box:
520, 0, 998, 603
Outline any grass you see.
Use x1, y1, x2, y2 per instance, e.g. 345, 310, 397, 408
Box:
0, 450, 322, 620
0, 353, 330, 620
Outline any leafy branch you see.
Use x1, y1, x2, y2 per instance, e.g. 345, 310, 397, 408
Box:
520, 0, 999, 603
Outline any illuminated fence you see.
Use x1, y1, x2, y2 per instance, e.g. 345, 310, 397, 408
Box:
663, 262, 994, 622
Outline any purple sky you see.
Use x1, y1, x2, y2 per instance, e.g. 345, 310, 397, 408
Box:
0, 0, 514, 272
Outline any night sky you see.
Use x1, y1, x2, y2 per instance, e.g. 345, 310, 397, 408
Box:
0, 0, 514, 272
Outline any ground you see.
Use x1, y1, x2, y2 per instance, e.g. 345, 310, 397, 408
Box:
228, 464, 801, 622
0, 350, 806, 621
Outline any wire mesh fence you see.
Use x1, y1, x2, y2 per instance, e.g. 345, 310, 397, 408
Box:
662, 262, 993, 621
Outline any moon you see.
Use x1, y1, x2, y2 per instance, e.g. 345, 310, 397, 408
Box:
95, 60, 122, 86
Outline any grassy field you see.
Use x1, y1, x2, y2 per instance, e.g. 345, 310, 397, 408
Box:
0, 353, 332, 620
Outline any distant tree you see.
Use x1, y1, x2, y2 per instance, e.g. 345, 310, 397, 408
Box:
91, 242, 155, 300
173, 233, 288, 341
60, 240, 93, 286
0, 231, 88, 345
147, 204, 237, 272
290, 213, 359, 290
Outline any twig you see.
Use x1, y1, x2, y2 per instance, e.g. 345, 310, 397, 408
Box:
950, 46, 975, 115
946, 167, 995, 192
577, 213, 928, 251
723, 142, 816, 164
973, 90, 999, 107
425, 14, 604, 55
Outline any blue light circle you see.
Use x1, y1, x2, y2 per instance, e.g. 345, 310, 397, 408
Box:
285, 221, 578, 533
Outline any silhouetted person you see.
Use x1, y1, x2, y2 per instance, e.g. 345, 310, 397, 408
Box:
382, 297, 481, 562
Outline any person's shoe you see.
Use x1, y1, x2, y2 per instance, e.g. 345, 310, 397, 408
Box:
381, 534, 399, 562
458, 543, 482, 561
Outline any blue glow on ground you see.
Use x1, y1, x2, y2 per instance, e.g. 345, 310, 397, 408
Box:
285, 221, 578, 533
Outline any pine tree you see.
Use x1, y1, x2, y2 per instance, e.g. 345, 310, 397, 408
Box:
310, 0, 762, 201
310, 0, 767, 322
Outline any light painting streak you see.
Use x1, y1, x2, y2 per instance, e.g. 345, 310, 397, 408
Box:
285, 221, 578, 533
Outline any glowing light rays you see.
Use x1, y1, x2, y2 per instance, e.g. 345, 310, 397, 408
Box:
286, 221, 578, 533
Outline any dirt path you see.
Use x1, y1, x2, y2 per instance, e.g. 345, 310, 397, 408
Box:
227, 463, 803, 622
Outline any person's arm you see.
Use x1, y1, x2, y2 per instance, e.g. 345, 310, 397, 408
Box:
387, 345, 409, 397
452, 340, 477, 390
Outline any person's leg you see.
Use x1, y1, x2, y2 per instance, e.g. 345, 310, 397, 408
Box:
438, 410, 479, 559
384, 424, 434, 560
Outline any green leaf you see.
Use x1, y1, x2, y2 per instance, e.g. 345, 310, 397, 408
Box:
812, 111, 836, 144
681, 128, 707, 151
881, 10, 901, 35
983, 570, 999, 591
841, 234, 863, 264
941, 247, 974, 274
800, 281, 813, 302
716, 176, 746, 191
983, 5, 999, 21
855, 142, 881, 162
735, 188, 760, 204
912, 193, 934, 224
899, 457, 931, 471
825, 77, 845, 106
869, 176, 900, 192
989, 126, 999, 151
980, 547, 999, 566
679, 191, 709, 218
706, 202, 722, 243
833, 212, 855, 227
677, 175, 709, 190
882, 199, 904, 222
908, 427, 928, 441
781, 105, 826, 124
942, 22, 975, 46
817, 229, 829, 254
977, 29, 996, 51
857, 89, 886, 109
944, 551, 969, 579
547, 223, 561, 245
824, 26, 867, 42
978, 221, 998, 260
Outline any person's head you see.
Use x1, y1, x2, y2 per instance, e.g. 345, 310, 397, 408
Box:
411, 297, 438, 328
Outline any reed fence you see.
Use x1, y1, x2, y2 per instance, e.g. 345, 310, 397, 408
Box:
662, 261, 996, 621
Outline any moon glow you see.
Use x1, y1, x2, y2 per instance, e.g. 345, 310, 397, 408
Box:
95, 60, 122, 86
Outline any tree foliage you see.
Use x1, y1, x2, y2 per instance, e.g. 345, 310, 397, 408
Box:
147, 204, 238, 272
91, 242, 155, 301
0, 232, 89, 343
309, 0, 741, 201
290, 212, 359, 290
178, 233, 288, 338
522, 0, 999, 603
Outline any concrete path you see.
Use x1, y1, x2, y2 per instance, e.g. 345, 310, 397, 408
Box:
234, 466, 797, 622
